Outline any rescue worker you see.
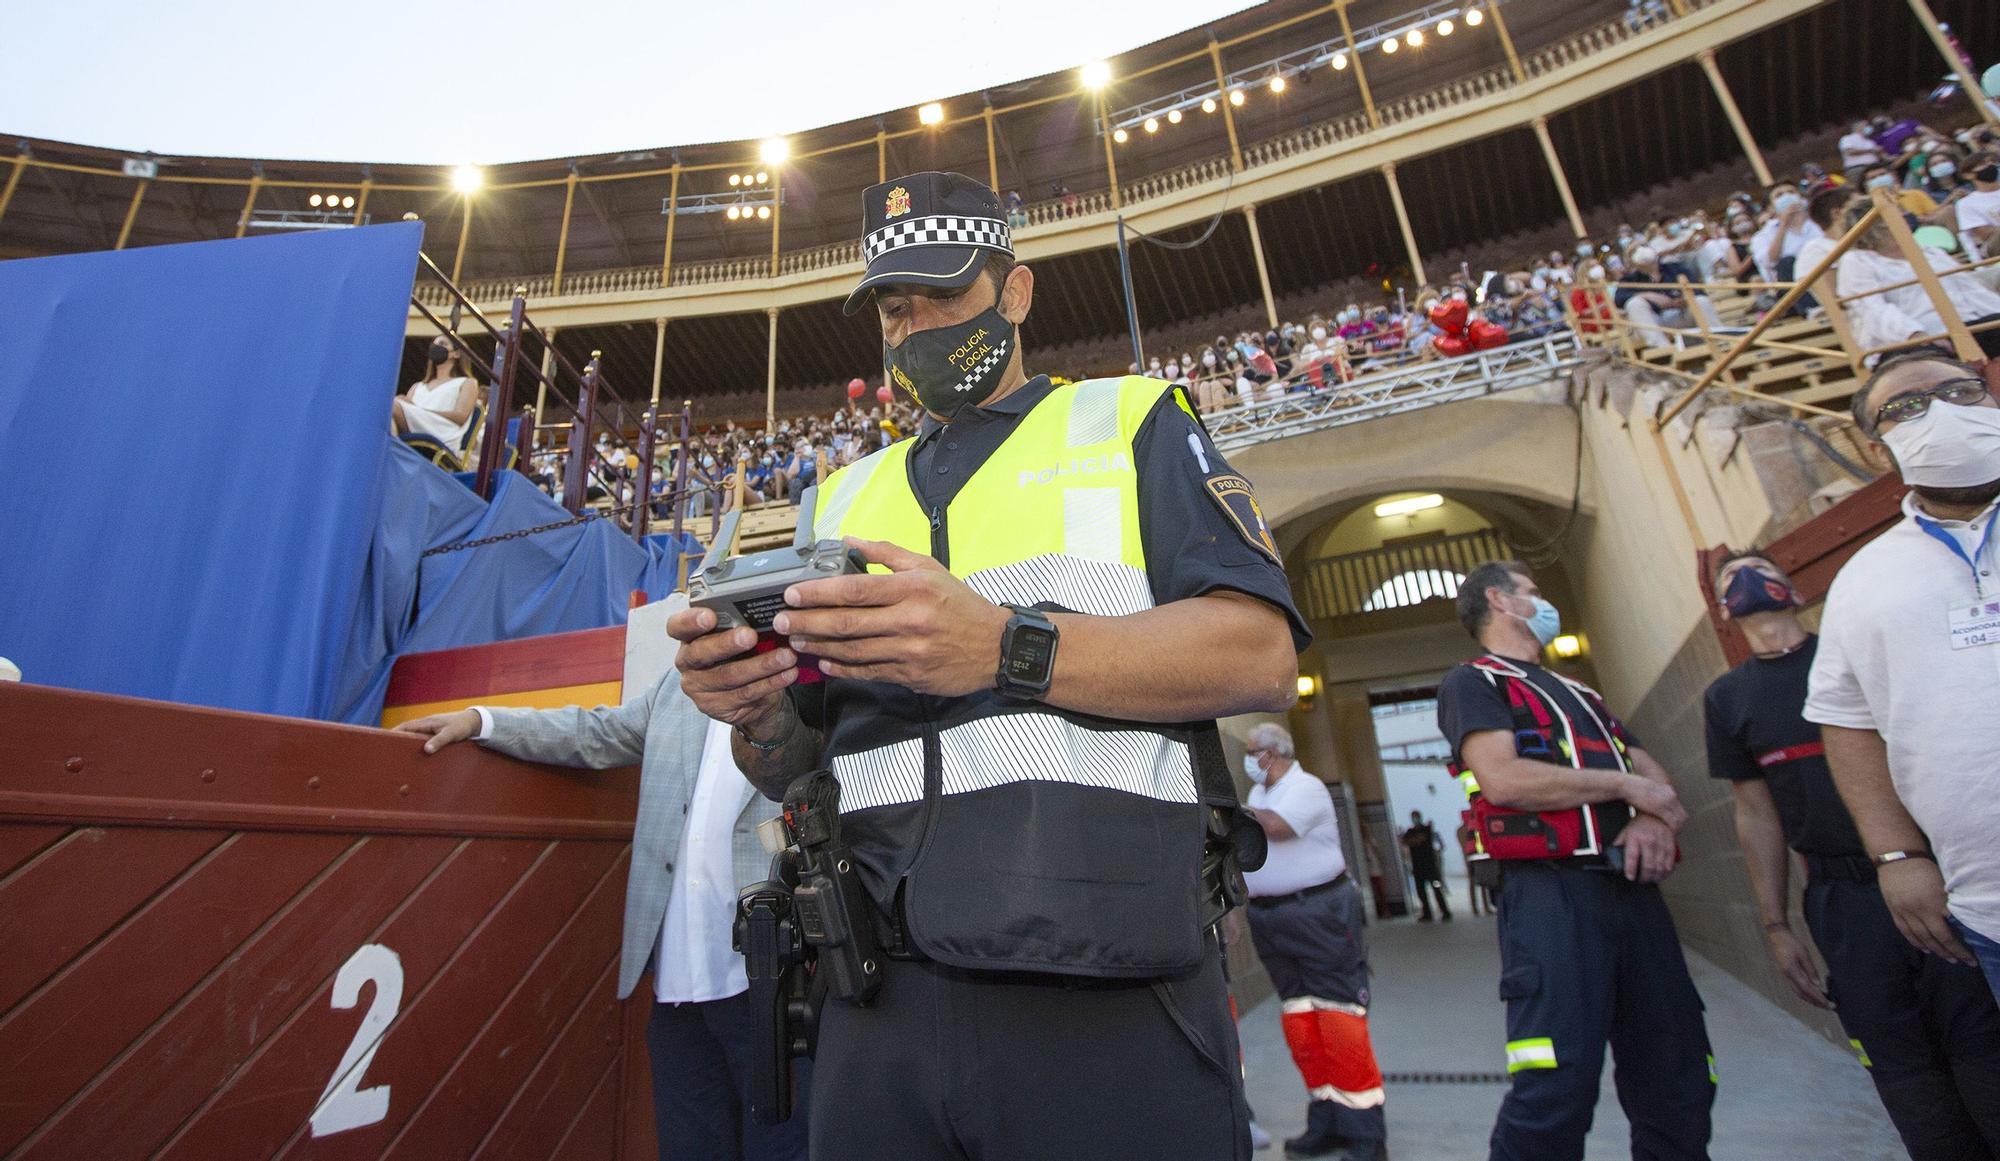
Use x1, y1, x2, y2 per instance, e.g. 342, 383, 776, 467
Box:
1400, 809, 1451, 922
1241, 722, 1388, 1161
668, 171, 1311, 1160
1435, 560, 1713, 1161
1704, 549, 2000, 1160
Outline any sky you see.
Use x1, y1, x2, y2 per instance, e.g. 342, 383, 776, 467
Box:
5, 0, 1260, 165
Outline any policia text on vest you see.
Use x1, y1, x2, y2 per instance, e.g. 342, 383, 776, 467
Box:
668, 168, 1310, 1161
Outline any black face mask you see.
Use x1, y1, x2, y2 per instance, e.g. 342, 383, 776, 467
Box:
1978, 164, 2000, 185
883, 301, 1015, 419
428, 340, 451, 364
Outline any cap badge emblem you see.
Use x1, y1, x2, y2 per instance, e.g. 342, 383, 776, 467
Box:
884, 186, 912, 219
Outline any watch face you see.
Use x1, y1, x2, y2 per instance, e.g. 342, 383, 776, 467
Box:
1005, 624, 1057, 684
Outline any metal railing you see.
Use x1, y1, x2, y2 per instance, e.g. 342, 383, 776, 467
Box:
1294, 527, 1513, 624
413, 0, 1717, 309
1208, 331, 1584, 453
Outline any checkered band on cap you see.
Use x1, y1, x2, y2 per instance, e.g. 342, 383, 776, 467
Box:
862, 214, 1012, 264
951, 335, 1011, 394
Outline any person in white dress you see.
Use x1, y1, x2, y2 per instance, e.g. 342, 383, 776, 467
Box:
392, 338, 481, 448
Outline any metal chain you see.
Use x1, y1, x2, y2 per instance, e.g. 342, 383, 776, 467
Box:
422, 510, 609, 556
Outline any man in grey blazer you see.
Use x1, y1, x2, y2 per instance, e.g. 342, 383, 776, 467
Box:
397, 666, 809, 1161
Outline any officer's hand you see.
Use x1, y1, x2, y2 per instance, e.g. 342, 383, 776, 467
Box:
395, 709, 481, 754
1878, 857, 1977, 966
774, 538, 1011, 697
668, 607, 798, 731
1614, 813, 1677, 883
1622, 779, 1687, 833
1762, 927, 1833, 1009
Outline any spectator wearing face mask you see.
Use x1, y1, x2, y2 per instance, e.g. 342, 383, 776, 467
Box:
1705, 548, 2000, 1161
1835, 200, 2000, 360
1863, 164, 1939, 216
1840, 120, 1887, 185
1751, 183, 1826, 285
393, 338, 481, 450
1921, 152, 1973, 205
1615, 244, 1723, 349
1810, 351, 2000, 1007
1952, 155, 2000, 262
1569, 263, 1615, 335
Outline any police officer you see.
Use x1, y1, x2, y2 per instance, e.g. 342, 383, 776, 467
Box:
1400, 809, 1451, 922
1704, 550, 2000, 1160
668, 171, 1311, 1160
1436, 560, 1713, 1161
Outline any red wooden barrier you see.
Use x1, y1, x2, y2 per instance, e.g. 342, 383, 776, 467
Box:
0, 682, 660, 1159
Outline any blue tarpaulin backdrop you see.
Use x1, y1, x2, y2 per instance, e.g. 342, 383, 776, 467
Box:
0, 223, 693, 724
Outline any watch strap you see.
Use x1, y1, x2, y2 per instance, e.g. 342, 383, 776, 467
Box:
996, 603, 1057, 698
1872, 849, 1936, 867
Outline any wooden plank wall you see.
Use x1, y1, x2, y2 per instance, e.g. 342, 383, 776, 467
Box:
0, 682, 661, 1159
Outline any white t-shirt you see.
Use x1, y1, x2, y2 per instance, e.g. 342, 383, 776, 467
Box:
1955, 188, 2000, 260
1750, 219, 1826, 282
655, 719, 756, 1003
1838, 132, 1882, 169
1804, 494, 2000, 939
1243, 763, 1346, 897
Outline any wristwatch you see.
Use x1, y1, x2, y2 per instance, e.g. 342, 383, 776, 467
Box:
995, 604, 1059, 700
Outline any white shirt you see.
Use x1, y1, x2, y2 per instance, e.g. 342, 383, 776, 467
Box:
1835, 246, 2000, 358
1750, 219, 1825, 282
1955, 188, 2000, 260
470, 708, 754, 1003
1794, 235, 1837, 286
1805, 494, 2000, 938
1838, 132, 1883, 169
1243, 763, 1346, 897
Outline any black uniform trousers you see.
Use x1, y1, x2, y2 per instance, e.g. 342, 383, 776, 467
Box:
1804, 874, 2000, 1160
808, 932, 1250, 1161
1490, 862, 1714, 1161
1408, 856, 1451, 920
645, 991, 811, 1161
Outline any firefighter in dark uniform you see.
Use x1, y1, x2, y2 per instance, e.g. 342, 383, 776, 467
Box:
1435, 560, 1714, 1161
1704, 550, 2000, 1160
668, 171, 1311, 1160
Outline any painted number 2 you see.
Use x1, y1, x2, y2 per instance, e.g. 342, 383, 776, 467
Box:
310, 943, 403, 1138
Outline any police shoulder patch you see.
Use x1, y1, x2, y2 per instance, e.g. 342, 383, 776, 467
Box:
1204, 473, 1280, 564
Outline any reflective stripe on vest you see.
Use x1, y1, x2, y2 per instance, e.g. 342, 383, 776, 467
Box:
812, 376, 1191, 807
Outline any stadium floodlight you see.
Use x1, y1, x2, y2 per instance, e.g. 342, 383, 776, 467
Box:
1269, 74, 1287, 93
1113, 127, 1129, 144
451, 165, 483, 193
757, 205, 771, 220
1406, 28, 1424, 47
309, 194, 323, 207
1229, 88, 1246, 106
1332, 51, 1349, 70
727, 206, 741, 220
1167, 109, 1183, 124
759, 138, 789, 165
341, 195, 355, 208
1202, 97, 1218, 113
1437, 18, 1454, 35
1144, 117, 1160, 134
755, 171, 768, 184
1465, 6, 1484, 25
918, 102, 945, 126
1080, 61, 1112, 90
1382, 36, 1398, 54
730, 173, 742, 187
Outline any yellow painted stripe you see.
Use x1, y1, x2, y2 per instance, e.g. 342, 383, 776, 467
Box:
378, 680, 624, 728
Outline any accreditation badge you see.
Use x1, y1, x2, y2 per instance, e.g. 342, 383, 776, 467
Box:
1947, 597, 2000, 650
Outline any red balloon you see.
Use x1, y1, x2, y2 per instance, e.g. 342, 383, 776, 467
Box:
847, 377, 866, 399
876, 383, 895, 403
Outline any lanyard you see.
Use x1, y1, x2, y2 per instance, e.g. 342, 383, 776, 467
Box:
1916, 511, 1999, 599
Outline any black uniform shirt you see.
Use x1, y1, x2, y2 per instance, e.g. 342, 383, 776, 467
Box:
1435, 655, 1642, 846
1702, 636, 1865, 858
903, 373, 1311, 649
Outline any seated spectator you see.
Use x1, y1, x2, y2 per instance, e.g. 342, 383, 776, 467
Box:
1918, 149, 1974, 206
1569, 263, 1615, 335
1794, 185, 1863, 309
1863, 163, 1938, 216
1750, 182, 1825, 285
1835, 200, 2000, 360
786, 440, 818, 504
1952, 155, 2000, 261
393, 339, 480, 449
1839, 119, 1886, 184
1616, 244, 1722, 348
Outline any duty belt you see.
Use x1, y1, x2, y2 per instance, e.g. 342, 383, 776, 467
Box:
1805, 853, 1876, 883
1247, 871, 1351, 909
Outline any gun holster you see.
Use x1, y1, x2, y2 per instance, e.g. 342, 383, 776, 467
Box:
1200, 805, 1268, 928
731, 769, 884, 1126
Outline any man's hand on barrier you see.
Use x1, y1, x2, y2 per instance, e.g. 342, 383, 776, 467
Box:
1622, 778, 1687, 833
395, 709, 482, 754
775, 537, 1010, 698
668, 608, 800, 731
1614, 813, 1677, 883
1878, 857, 1977, 966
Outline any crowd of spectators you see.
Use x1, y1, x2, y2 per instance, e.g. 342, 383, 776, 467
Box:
493, 112, 2000, 522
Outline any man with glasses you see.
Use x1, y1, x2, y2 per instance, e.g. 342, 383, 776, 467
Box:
1809, 351, 2000, 1012
1706, 549, 2000, 1159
